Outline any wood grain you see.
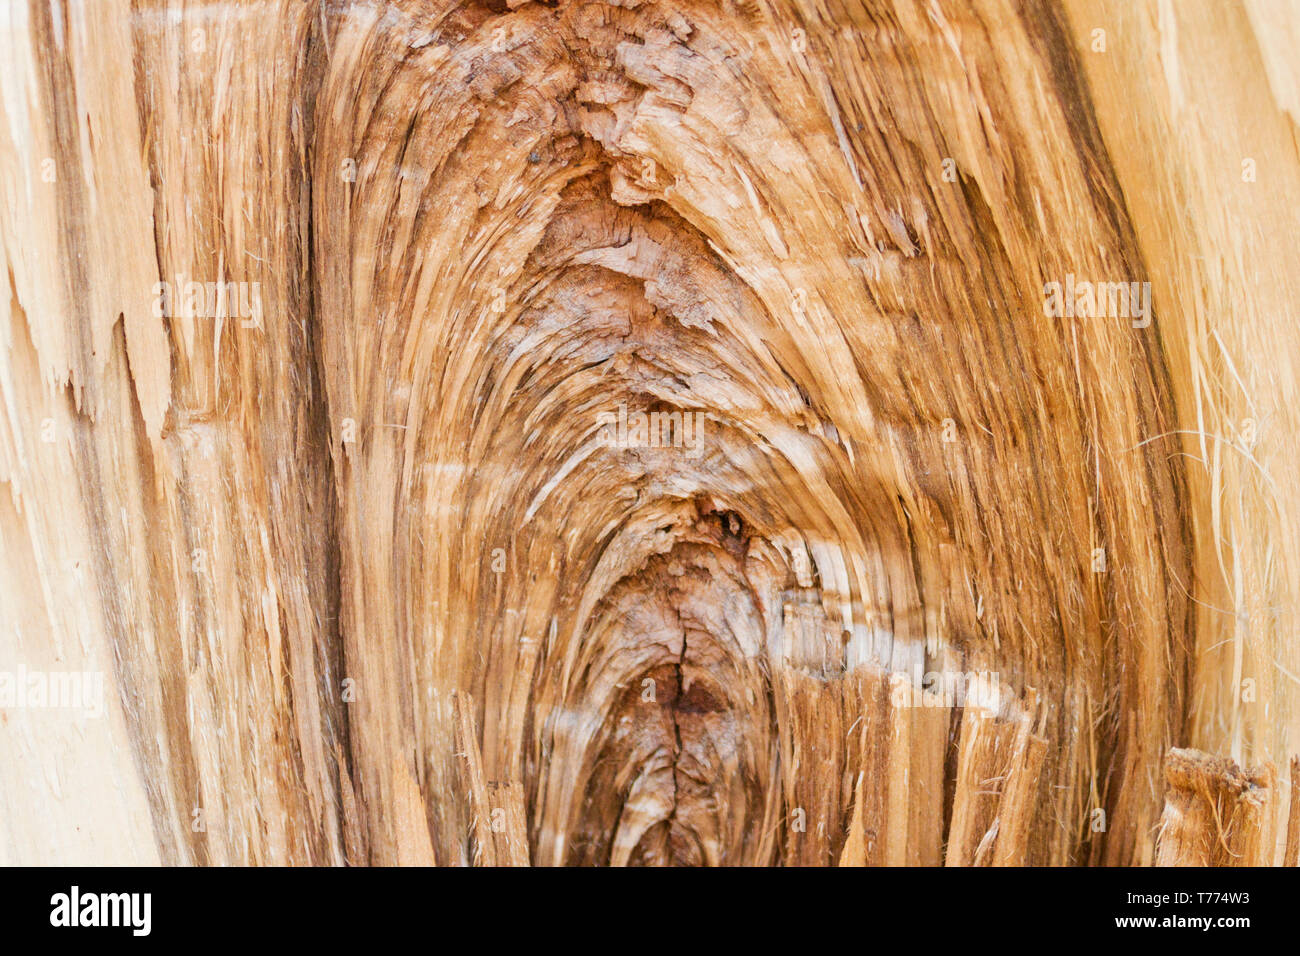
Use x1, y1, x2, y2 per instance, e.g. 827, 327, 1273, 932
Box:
1, 0, 1297, 866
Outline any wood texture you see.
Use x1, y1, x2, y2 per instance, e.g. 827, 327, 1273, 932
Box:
1154, 748, 1275, 867
1, 0, 1298, 866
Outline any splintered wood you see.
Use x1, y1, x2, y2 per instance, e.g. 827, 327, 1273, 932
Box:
946, 697, 1048, 866
1154, 749, 1278, 867
2, 0, 1299, 866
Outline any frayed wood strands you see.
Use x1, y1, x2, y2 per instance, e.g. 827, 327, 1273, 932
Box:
1154, 749, 1276, 867
1, 0, 1298, 866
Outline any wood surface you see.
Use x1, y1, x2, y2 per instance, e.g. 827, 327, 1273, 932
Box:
1, 0, 1298, 866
